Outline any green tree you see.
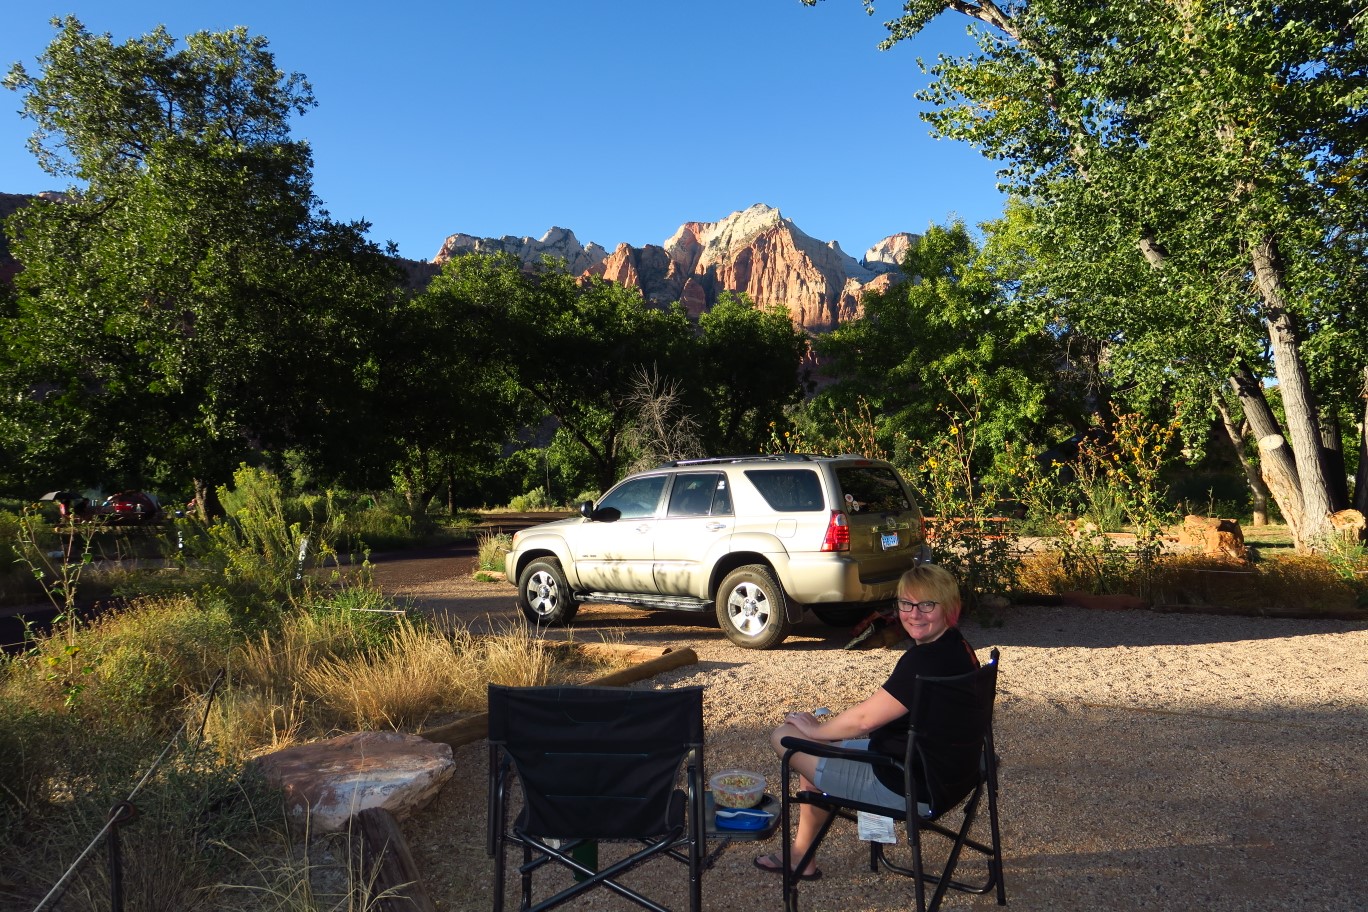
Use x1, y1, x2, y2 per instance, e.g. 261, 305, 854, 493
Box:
423, 253, 696, 492
811, 0, 1368, 547
815, 217, 1082, 465
377, 253, 533, 511
693, 291, 811, 454
2, 18, 400, 508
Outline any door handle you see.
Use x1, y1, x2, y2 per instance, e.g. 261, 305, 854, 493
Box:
705, 523, 727, 531
635, 524, 651, 533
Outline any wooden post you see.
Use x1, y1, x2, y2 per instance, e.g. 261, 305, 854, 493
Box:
352, 807, 438, 912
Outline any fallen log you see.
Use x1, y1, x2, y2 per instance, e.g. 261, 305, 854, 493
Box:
419, 647, 699, 749
572, 641, 674, 665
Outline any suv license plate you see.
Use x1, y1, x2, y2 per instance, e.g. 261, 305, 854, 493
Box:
880, 532, 899, 550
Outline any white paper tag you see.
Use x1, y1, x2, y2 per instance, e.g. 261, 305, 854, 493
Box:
857, 811, 898, 844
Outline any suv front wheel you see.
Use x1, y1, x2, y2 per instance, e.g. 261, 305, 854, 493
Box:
517, 557, 578, 626
716, 565, 792, 649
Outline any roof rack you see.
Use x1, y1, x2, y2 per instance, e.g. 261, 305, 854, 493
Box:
658, 453, 815, 468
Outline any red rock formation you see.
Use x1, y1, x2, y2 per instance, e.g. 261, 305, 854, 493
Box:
431, 204, 918, 334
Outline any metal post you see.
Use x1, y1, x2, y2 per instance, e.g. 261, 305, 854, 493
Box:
294, 535, 310, 581
106, 801, 140, 912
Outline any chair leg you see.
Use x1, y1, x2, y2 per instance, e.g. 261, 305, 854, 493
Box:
986, 766, 1007, 905
909, 812, 929, 912
491, 834, 505, 912
781, 797, 838, 912
520, 842, 533, 909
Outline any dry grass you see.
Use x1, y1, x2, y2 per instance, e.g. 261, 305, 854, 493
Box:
1014, 550, 1071, 595
217, 618, 566, 743
1013, 547, 1366, 618
1152, 551, 1362, 616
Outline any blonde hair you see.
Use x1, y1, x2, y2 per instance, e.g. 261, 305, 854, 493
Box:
897, 564, 963, 627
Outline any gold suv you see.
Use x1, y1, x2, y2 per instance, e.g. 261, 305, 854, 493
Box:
506, 454, 931, 649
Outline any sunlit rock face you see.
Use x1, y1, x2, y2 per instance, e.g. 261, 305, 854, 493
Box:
434, 225, 609, 277
433, 203, 918, 333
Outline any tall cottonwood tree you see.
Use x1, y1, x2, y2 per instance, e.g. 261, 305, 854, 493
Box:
810, 0, 1368, 547
2, 18, 400, 507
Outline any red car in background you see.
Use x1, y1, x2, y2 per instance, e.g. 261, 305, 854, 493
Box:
44, 490, 163, 524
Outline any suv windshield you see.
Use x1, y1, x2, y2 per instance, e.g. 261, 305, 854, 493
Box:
744, 469, 826, 512
835, 466, 911, 513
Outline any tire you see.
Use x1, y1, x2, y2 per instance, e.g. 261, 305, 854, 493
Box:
715, 565, 792, 650
811, 605, 878, 628
516, 558, 578, 626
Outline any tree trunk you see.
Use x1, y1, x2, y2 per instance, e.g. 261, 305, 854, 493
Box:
1257, 435, 1303, 544
192, 477, 213, 521
1356, 367, 1368, 514
1212, 392, 1269, 526
1228, 368, 1302, 530
1250, 235, 1338, 544
1320, 410, 1349, 508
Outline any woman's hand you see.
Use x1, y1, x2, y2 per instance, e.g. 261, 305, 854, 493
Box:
781, 711, 830, 739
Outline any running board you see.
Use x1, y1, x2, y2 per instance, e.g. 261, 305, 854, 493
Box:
577, 592, 713, 613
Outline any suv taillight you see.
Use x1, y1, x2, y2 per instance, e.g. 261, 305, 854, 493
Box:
821, 511, 849, 552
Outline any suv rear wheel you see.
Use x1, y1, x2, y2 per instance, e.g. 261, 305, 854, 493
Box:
716, 565, 791, 649
517, 558, 578, 626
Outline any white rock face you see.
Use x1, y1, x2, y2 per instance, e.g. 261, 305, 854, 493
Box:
434, 226, 608, 275
863, 233, 920, 272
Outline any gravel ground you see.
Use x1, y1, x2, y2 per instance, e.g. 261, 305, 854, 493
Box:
372, 549, 1368, 911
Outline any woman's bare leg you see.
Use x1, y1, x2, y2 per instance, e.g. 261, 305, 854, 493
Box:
769, 722, 829, 875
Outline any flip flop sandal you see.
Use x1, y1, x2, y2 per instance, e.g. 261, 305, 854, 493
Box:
753, 853, 822, 881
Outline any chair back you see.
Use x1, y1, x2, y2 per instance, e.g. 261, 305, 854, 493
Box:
907, 650, 999, 816
487, 684, 704, 840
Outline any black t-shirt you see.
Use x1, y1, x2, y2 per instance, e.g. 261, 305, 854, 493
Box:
867, 626, 979, 794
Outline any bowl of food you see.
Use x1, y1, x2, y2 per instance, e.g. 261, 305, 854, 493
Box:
709, 769, 766, 809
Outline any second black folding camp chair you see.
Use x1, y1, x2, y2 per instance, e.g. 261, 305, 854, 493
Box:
778, 648, 1006, 912
487, 684, 707, 912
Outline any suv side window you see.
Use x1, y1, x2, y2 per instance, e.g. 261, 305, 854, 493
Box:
835, 466, 911, 513
743, 469, 825, 512
599, 475, 667, 519
668, 473, 730, 517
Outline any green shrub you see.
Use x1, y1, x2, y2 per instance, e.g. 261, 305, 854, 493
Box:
183, 466, 345, 617
509, 486, 554, 511
477, 531, 512, 572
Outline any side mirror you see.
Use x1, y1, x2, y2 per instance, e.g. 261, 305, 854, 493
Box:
579, 500, 595, 519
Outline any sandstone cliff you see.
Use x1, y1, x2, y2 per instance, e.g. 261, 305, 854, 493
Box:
434, 226, 608, 277
433, 204, 918, 333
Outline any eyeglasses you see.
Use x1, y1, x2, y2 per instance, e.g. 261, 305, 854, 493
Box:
896, 598, 940, 614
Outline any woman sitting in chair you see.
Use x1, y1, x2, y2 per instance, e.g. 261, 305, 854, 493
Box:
754, 563, 980, 879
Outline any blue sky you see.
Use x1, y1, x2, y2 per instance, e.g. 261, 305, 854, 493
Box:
1, 1, 1007, 262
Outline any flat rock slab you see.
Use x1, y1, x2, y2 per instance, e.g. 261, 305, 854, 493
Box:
253, 731, 455, 832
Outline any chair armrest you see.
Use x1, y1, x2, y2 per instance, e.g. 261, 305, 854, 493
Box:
779, 736, 901, 770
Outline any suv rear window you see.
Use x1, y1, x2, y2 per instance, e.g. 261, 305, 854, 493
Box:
835, 466, 911, 513
744, 469, 825, 512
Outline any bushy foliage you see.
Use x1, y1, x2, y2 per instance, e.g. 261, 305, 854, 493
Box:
181, 466, 346, 622
477, 531, 512, 573
906, 400, 1023, 613
508, 487, 556, 511
1015, 415, 1181, 598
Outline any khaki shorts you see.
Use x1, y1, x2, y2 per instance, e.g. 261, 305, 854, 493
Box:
813, 739, 904, 811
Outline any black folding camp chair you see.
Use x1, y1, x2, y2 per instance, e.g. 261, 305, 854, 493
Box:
779, 648, 1005, 912
486, 684, 707, 912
